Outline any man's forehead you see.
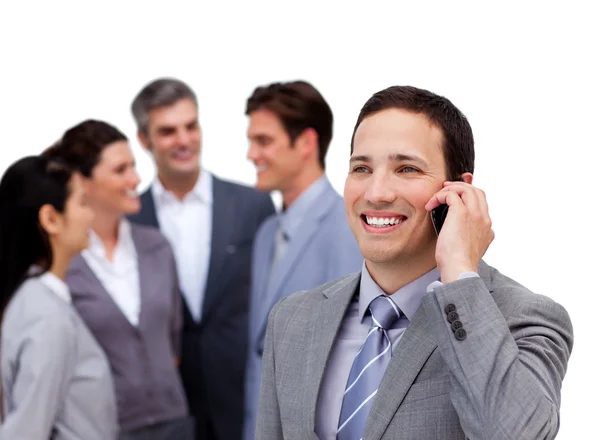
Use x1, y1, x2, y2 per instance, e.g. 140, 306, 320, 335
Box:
149, 100, 197, 126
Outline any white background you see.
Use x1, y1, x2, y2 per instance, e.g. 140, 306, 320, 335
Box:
1, 1, 597, 438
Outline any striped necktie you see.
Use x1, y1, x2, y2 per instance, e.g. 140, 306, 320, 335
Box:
337, 295, 402, 440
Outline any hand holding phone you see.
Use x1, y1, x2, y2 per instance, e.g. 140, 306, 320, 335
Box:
425, 178, 494, 283
430, 177, 463, 235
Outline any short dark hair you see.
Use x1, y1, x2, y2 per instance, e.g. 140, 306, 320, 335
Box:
0, 156, 74, 320
246, 80, 333, 169
44, 119, 127, 178
351, 86, 475, 179
131, 78, 198, 135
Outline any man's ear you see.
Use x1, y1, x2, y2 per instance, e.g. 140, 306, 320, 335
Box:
38, 204, 61, 236
137, 130, 151, 152
459, 172, 474, 184
296, 128, 319, 161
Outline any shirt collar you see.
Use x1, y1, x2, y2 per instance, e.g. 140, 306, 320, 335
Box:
358, 262, 440, 323
278, 175, 329, 240
151, 168, 213, 205
38, 270, 71, 303
87, 218, 135, 260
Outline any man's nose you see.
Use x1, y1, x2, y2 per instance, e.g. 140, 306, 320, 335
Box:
175, 128, 192, 146
364, 172, 396, 204
247, 142, 259, 162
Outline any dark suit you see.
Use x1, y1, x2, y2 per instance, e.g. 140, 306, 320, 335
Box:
129, 175, 275, 440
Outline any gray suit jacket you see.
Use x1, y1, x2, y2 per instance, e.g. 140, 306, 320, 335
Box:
257, 261, 573, 440
67, 223, 188, 433
1, 278, 118, 440
244, 179, 363, 440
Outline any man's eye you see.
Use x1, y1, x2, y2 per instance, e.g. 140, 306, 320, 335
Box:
352, 166, 370, 173
399, 166, 418, 173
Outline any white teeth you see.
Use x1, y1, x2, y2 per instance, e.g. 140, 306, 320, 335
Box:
256, 165, 267, 172
126, 190, 138, 197
365, 216, 403, 227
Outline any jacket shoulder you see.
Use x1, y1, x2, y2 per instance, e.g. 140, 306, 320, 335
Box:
130, 222, 171, 252
486, 265, 572, 326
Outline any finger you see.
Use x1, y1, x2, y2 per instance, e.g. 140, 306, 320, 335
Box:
435, 184, 481, 212
475, 187, 491, 219
425, 189, 465, 211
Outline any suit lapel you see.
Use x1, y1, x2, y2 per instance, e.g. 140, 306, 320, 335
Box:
250, 221, 277, 343
263, 215, 319, 310
130, 226, 157, 331
68, 254, 135, 327
130, 188, 160, 228
201, 177, 235, 320
304, 274, 361, 436
258, 185, 339, 339
363, 303, 438, 439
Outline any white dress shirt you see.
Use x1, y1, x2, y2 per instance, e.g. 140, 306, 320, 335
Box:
82, 218, 141, 326
152, 169, 212, 322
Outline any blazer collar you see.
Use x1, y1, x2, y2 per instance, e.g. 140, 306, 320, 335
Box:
305, 273, 361, 435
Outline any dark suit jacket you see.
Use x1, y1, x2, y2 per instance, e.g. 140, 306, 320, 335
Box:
129, 174, 275, 440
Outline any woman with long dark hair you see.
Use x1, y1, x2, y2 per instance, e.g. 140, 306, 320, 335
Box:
0, 155, 118, 439
46, 120, 193, 440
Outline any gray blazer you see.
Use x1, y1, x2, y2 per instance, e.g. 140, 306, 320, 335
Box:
66, 223, 188, 433
244, 179, 363, 440
257, 261, 574, 440
0, 278, 118, 440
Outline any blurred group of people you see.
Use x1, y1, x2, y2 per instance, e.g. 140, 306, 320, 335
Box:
0, 79, 573, 440
0, 78, 362, 439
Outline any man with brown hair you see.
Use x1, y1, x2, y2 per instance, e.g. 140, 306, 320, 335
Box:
243, 80, 363, 439
256, 85, 573, 440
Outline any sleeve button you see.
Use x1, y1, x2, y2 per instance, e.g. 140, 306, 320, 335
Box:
455, 328, 467, 341
451, 320, 463, 331
444, 304, 456, 314
447, 311, 459, 323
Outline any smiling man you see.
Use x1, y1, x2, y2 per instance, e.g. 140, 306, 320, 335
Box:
243, 80, 363, 440
128, 78, 275, 440
256, 86, 574, 440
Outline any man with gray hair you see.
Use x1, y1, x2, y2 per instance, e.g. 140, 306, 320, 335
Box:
129, 78, 275, 440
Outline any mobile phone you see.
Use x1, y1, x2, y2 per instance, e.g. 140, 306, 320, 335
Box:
431, 203, 449, 236
430, 178, 464, 235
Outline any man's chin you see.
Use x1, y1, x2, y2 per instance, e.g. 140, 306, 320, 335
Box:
168, 164, 200, 178
255, 178, 278, 193
360, 246, 402, 265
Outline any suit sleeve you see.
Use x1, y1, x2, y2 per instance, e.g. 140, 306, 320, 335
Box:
0, 311, 76, 439
421, 276, 573, 440
255, 298, 285, 440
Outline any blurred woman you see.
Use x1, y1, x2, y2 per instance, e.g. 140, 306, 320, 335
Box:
0, 155, 118, 439
46, 120, 193, 440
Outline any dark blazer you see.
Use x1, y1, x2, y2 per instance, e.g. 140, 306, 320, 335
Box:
66, 223, 189, 434
129, 175, 275, 440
